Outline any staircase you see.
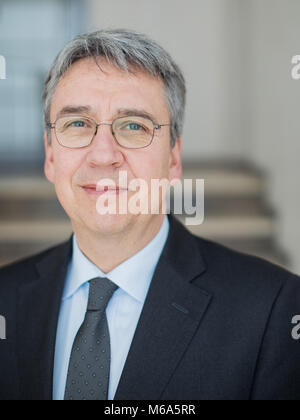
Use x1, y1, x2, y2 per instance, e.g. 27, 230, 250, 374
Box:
176, 163, 287, 267
0, 163, 288, 268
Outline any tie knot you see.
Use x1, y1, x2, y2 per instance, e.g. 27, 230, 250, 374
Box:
87, 277, 118, 311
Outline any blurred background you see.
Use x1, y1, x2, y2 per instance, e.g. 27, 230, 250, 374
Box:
1, 0, 300, 273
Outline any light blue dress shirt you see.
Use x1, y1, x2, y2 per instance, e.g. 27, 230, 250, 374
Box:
53, 216, 170, 400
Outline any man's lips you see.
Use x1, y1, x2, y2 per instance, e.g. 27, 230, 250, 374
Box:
81, 184, 128, 195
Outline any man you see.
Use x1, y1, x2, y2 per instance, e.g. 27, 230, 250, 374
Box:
0, 29, 300, 401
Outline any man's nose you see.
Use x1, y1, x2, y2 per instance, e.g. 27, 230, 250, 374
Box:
86, 124, 124, 168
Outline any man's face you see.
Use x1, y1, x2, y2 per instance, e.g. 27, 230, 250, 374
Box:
44, 58, 182, 237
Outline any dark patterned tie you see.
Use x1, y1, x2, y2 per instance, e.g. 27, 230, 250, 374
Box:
64, 277, 118, 400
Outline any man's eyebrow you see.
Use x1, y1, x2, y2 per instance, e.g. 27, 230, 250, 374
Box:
117, 108, 158, 123
56, 106, 92, 119
56, 106, 158, 123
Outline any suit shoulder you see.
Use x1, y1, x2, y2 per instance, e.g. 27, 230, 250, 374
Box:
193, 234, 300, 292
0, 241, 70, 289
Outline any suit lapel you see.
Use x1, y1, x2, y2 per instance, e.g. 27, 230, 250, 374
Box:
114, 215, 213, 400
16, 215, 212, 400
17, 239, 72, 400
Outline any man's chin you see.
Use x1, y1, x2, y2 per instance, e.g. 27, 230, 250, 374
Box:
86, 213, 136, 236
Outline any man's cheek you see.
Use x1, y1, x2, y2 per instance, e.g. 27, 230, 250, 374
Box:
140, 157, 167, 180
54, 155, 76, 182
53, 166, 75, 201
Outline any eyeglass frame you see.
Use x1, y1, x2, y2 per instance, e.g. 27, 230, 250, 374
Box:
47, 114, 172, 150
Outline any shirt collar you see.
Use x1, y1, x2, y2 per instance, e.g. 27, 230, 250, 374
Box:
63, 216, 170, 304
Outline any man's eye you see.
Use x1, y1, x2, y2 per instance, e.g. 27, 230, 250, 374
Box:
125, 123, 144, 131
69, 120, 87, 128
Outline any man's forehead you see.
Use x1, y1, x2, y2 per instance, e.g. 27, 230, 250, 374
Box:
60, 56, 162, 87
51, 58, 168, 120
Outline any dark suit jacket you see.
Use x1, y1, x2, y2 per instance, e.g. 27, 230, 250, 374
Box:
1, 214, 300, 400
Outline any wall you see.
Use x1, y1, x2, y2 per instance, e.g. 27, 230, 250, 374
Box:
87, 0, 245, 161
242, 0, 300, 273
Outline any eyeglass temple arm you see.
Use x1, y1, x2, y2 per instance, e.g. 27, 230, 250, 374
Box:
155, 123, 172, 130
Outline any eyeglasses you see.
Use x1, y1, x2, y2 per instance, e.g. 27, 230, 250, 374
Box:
47, 115, 171, 149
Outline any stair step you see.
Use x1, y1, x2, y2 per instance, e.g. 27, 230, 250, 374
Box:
181, 167, 263, 197
0, 176, 54, 199
0, 214, 273, 244
0, 220, 72, 242
0, 196, 270, 220
0, 168, 263, 201
0, 198, 67, 220
177, 215, 273, 240
0, 173, 268, 221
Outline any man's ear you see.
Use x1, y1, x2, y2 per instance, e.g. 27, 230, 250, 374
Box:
169, 138, 182, 182
44, 131, 55, 184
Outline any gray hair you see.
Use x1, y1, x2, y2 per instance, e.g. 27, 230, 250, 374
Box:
42, 29, 186, 147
